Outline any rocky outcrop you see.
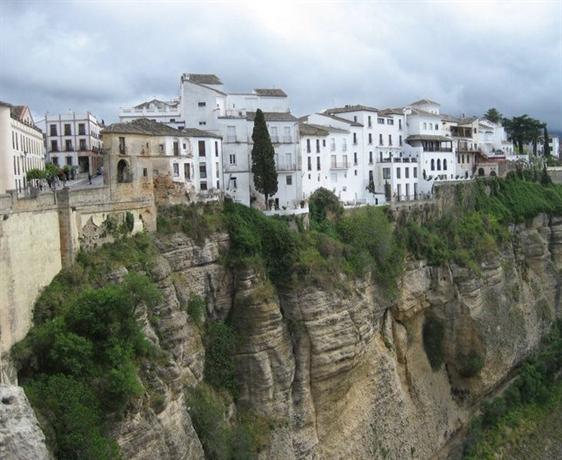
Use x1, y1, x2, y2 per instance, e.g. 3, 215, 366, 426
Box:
0, 385, 49, 460
83, 214, 562, 459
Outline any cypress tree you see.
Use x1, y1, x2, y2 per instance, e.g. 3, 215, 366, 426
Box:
251, 109, 278, 209
543, 125, 551, 157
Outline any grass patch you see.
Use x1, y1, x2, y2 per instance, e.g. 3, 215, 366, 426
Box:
157, 203, 225, 243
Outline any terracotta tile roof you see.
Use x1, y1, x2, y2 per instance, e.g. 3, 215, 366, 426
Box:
320, 113, 363, 127
185, 73, 222, 85
299, 123, 329, 136
245, 111, 298, 122
102, 118, 221, 138
254, 88, 287, 97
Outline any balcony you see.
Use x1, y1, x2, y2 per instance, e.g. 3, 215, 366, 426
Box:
277, 162, 297, 171
330, 161, 349, 170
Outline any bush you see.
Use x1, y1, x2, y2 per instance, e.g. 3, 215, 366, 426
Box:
157, 203, 224, 243
204, 322, 238, 395
422, 316, 445, 370
457, 350, 485, 378
186, 384, 269, 460
187, 294, 206, 327
308, 187, 344, 224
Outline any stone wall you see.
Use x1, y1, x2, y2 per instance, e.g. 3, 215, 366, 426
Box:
0, 186, 156, 383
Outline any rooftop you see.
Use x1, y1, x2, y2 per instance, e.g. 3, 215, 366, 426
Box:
102, 118, 221, 138
134, 98, 179, 109
254, 88, 287, 97
410, 98, 440, 106
319, 112, 364, 127
299, 123, 329, 137
245, 111, 298, 122
324, 104, 379, 114
406, 134, 451, 142
184, 73, 223, 85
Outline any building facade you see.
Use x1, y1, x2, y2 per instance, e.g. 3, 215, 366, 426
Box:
0, 101, 45, 194
102, 118, 222, 198
45, 112, 103, 174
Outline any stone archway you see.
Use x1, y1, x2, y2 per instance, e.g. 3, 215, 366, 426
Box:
478, 168, 485, 176
490, 170, 497, 177
117, 159, 132, 183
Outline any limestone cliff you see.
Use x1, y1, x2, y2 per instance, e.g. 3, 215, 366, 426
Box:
112, 213, 561, 459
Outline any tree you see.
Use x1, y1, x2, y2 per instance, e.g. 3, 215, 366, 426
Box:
543, 125, 551, 157
250, 109, 278, 209
504, 115, 543, 155
484, 108, 502, 124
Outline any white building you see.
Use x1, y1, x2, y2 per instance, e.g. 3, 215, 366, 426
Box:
122, 73, 303, 211
44, 112, 103, 174
120, 99, 184, 130
0, 101, 45, 194
102, 118, 222, 198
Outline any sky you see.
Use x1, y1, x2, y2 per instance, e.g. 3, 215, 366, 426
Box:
1, 0, 561, 131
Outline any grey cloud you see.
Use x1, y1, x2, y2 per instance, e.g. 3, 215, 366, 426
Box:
0, 0, 560, 131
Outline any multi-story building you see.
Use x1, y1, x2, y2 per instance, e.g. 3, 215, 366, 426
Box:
122, 73, 302, 210
101, 118, 222, 197
45, 112, 103, 174
119, 99, 184, 130
0, 101, 45, 194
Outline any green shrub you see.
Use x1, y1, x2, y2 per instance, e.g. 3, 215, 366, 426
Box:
186, 383, 269, 460
157, 203, 224, 243
187, 294, 206, 327
422, 316, 445, 370
204, 322, 238, 395
458, 350, 485, 378
308, 187, 344, 224
125, 212, 135, 233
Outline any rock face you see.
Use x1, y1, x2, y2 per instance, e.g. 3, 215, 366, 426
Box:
0, 385, 49, 460
99, 214, 562, 459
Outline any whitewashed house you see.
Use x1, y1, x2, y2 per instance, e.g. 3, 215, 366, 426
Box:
120, 99, 184, 130
44, 111, 103, 175
0, 101, 45, 194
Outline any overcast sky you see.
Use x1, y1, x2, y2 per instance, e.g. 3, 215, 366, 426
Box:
1, 0, 561, 131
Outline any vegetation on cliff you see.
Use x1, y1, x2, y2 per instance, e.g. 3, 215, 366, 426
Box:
13, 234, 161, 459
463, 320, 562, 459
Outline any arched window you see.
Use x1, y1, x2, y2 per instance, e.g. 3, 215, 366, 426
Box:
443, 159, 447, 170
478, 168, 485, 176
490, 170, 497, 177
431, 159, 435, 171
437, 159, 441, 170
117, 159, 131, 183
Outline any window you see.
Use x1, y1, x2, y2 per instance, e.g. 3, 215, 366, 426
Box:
437, 159, 441, 170
143, 168, 148, 177
322, 139, 326, 147
342, 138, 347, 152
215, 141, 219, 157
423, 122, 427, 130
383, 167, 390, 179
387, 119, 394, 125
399, 135, 402, 146
198, 102, 206, 107
52, 156, 59, 166
368, 116, 372, 127
306, 139, 311, 153
405, 167, 409, 178
50, 140, 58, 152
379, 134, 383, 145
286, 175, 293, 185
431, 159, 435, 170
316, 139, 320, 153
388, 135, 392, 146
66, 156, 72, 166
354, 169, 357, 176
378, 118, 385, 124
198, 140, 206, 156
353, 133, 357, 144
170, 119, 175, 123
414, 167, 417, 178
229, 153, 236, 165
307, 157, 312, 171
199, 163, 207, 179
173, 163, 179, 176
316, 157, 321, 170
443, 159, 447, 170
353, 152, 358, 165
330, 138, 336, 151
271, 126, 278, 143
283, 126, 291, 143
369, 151, 373, 164
199, 121, 206, 126
227, 126, 236, 142
368, 133, 372, 144
184, 163, 191, 180
231, 177, 237, 189
396, 167, 401, 179
78, 123, 85, 135
399, 119, 402, 130
200, 181, 207, 190
64, 124, 71, 136
435, 123, 439, 131
50, 124, 57, 136
173, 141, 179, 156
159, 144, 165, 153
65, 140, 72, 151
119, 137, 126, 154
79, 139, 87, 150
429, 123, 433, 130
